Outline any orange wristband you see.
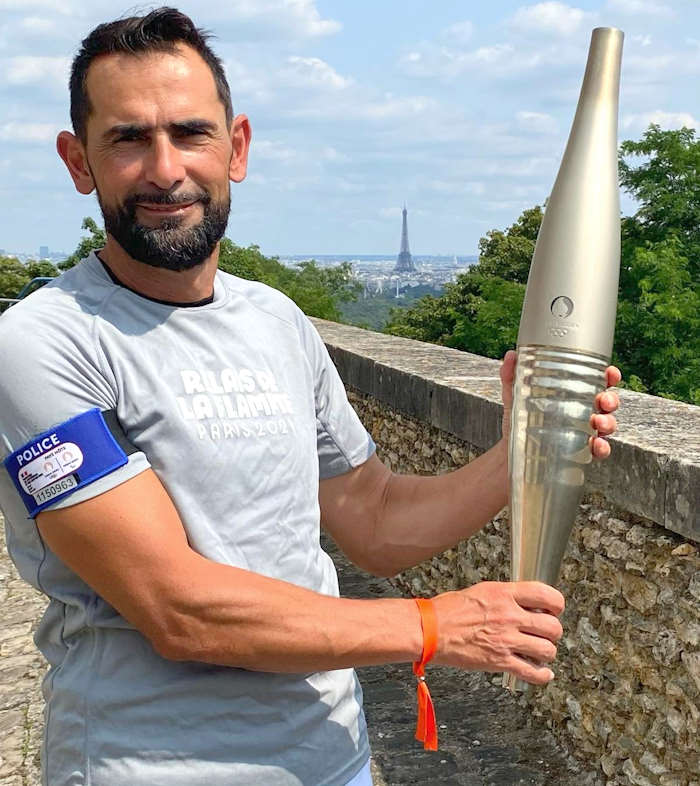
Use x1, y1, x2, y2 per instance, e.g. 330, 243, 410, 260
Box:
412, 597, 438, 751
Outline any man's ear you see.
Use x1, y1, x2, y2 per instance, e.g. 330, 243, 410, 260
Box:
56, 131, 95, 195
229, 114, 251, 183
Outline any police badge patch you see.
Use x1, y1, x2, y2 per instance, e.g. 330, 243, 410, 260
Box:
4, 409, 130, 517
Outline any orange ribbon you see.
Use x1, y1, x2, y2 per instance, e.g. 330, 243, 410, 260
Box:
413, 597, 438, 751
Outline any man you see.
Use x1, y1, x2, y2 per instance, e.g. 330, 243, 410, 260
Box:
0, 8, 621, 786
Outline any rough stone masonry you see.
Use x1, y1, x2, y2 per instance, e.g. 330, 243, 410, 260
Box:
312, 318, 699, 786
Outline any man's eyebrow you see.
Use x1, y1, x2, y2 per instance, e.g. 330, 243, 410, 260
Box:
102, 119, 218, 140
170, 119, 217, 133
103, 123, 150, 141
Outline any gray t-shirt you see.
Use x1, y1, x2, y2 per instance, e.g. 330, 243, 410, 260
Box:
0, 252, 376, 786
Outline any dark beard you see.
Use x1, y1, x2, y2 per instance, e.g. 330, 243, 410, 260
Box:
97, 188, 230, 272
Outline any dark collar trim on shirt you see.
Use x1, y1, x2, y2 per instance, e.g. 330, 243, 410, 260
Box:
98, 255, 215, 308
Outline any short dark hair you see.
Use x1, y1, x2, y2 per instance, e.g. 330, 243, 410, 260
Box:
70, 7, 233, 143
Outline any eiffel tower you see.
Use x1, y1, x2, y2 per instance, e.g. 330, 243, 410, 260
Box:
393, 203, 416, 274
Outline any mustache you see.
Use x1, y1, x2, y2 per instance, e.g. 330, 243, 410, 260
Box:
124, 190, 211, 208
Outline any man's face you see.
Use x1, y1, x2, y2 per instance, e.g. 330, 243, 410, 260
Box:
82, 45, 234, 271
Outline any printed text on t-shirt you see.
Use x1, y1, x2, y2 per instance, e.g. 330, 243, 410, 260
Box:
176, 367, 295, 441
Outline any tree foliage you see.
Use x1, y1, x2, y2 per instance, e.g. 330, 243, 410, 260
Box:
52, 226, 359, 322
476, 205, 543, 284
59, 217, 106, 270
0, 255, 59, 301
218, 238, 360, 321
386, 125, 700, 405
619, 124, 700, 281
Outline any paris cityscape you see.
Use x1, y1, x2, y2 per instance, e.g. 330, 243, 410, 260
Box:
3, 204, 477, 300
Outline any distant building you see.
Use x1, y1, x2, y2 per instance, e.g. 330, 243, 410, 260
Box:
39, 246, 49, 259
393, 204, 416, 274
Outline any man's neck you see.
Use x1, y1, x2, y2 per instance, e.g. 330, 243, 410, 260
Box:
99, 236, 218, 304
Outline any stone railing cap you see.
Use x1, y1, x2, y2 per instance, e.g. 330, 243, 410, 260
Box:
313, 318, 700, 541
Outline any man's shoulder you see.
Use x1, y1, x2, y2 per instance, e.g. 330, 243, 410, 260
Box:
217, 270, 305, 327
0, 260, 106, 354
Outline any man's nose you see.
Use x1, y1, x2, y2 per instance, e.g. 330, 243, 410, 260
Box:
144, 134, 186, 190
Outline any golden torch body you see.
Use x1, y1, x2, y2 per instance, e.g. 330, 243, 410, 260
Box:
504, 28, 624, 692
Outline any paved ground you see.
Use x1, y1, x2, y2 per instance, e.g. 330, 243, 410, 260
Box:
330, 536, 602, 786
0, 521, 601, 785
0, 524, 45, 786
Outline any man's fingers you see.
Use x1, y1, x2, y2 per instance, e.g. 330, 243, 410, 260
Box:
514, 632, 558, 663
591, 413, 616, 435
500, 351, 517, 395
506, 655, 555, 685
500, 350, 517, 381
521, 610, 563, 643
511, 581, 565, 616
605, 365, 622, 388
595, 390, 620, 413
589, 435, 612, 460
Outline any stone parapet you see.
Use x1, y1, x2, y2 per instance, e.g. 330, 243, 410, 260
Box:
313, 318, 700, 786
312, 319, 700, 541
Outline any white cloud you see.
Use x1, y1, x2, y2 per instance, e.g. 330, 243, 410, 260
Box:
509, 2, 594, 36
428, 180, 486, 196
0, 121, 58, 142
359, 94, 436, 120
398, 42, 529, 79
224, 59, 274, 103
252, 139, 297, 161
442, 20, 474, 45
224, 0, 341, 37
484, 156, 559, 177
5, 55, 69, 85
607, 0, 674, 17
472, 44, 516, 64
631, 34, 652, 47
623, 51, 693, 84
321, 146, 348, 163
19, 16, 57, 33
516, 110, 559, 134
622, 110, 698, 131
281, 56, 352, 90
0, 0, 71, 11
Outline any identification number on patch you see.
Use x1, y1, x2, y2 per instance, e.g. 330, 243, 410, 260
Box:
33, 475, 78, 505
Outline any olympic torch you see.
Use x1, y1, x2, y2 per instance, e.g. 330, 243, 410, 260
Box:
504, 28, 624, 692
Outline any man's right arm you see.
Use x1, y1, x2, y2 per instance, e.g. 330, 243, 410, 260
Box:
37, 468, 564, 683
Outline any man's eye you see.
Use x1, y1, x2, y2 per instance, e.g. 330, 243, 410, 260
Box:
116, 136, 144, 143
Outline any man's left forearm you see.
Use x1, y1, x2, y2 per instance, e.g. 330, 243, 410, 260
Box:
366, 438, 509, 576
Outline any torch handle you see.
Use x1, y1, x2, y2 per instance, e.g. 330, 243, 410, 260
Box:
504, 346, 608, 692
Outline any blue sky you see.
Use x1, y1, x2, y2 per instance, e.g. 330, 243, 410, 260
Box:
1, 0, 698, 257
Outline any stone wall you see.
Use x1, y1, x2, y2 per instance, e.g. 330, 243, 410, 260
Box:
314, 319, 700, 786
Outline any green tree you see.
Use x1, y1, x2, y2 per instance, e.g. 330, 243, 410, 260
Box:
614, 238, 700, 404
57, 224, 359, 321
25, 259, 59, 279
60, 217, 106, 270
218, 239, 360, 320
476, 205, 543, 283
619, 124, 700, 280
0, 256, 30, 299
386, 271, 524, 359
0, 256, 59, 302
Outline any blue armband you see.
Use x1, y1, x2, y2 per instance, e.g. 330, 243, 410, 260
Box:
4, 408, 130, 517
